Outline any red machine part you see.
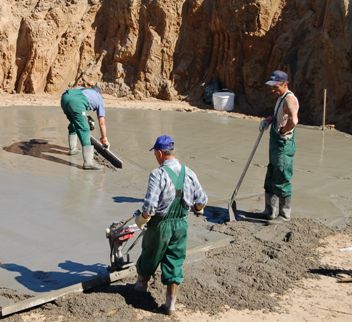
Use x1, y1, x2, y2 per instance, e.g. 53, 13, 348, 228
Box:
112, 227, 137, 241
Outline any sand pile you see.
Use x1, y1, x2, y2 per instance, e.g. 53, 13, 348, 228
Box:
178, 218, 334, 314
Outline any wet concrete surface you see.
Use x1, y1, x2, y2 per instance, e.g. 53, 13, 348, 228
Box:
0, 106, 351, 307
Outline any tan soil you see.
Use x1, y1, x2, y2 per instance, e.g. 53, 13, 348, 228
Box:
0, 93, 259, 120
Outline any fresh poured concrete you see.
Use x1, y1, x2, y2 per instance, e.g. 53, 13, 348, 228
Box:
0, 106, 351, 306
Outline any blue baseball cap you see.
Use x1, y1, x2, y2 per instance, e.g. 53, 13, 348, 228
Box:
149, 135, 175, 151
265, 70, 288, 86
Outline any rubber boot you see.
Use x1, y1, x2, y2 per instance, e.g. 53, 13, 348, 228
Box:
261, 193, 278, 220
134, 274, 150, 292
82, 145, 102, 170
162, 283, 178, 315
68, 134, 79, 155
279, 196, 291, 221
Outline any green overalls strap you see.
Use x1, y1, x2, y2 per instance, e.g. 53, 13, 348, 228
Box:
264, 92, 296, 198
136, 165, 189, 285
60, 89, 91, 146
162, 165, 188, 219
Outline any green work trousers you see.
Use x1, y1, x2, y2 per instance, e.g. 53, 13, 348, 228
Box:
136, 165, 189, 285
60, 89, 91, 146
264, 126, 296, 198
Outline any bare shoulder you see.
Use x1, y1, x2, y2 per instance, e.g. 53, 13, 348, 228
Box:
284, 94, 299, 113
286, 93, 298, 104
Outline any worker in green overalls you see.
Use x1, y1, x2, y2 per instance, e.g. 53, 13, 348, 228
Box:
134, 135, 208, 315
259, 71, 299, 221
60, 86, 110, 170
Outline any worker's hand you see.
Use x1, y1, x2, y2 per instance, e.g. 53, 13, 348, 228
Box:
192, 205, 205, 216
134, 211, 150, 229
279, 128, 289, 140
87, 115, 95, 131
259, 116, 273, 131
100, 137, 110, 149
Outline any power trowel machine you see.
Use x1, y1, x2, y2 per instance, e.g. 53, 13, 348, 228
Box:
105, 211, 144, 272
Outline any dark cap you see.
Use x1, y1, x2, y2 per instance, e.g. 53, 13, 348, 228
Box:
149, 135, 175, 151
265, 70, 288, 86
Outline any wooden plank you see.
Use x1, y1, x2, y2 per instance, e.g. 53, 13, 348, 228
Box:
91, 136, 123, 169
322, 88, 327, 131
337, 274, 352, 283
0, 266, 136, 317
337, 277, 352, 283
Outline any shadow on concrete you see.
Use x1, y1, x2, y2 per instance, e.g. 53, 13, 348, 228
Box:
0, 260, 107, 292
3, 139, 82, 169
112, 196, 144, 203
204, 206, 271, 225
235, 210, 271, 225
203, 205, 229, 224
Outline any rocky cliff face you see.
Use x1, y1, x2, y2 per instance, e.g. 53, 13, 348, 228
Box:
0, 0, 351, 132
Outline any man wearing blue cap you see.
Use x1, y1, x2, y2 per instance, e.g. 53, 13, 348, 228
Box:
259, 70, 299, 221
60, 85, 110, 170
134, 135, 208, 315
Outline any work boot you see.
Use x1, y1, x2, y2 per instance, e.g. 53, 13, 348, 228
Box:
68, 134, 79, 155
82, 145, 102, 170
162, 283, 178, 315
261, 193, 278, 220
134, 274, 150, 292
278, 196, 291, 221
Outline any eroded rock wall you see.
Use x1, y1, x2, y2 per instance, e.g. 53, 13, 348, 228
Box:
0, 0, 351, 132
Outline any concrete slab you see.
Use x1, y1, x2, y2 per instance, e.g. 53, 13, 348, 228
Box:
0, 106, 351, 306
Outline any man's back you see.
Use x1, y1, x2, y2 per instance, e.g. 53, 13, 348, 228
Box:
143, 158, 207, 217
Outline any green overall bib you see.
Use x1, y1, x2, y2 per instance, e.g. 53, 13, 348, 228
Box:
264, 93, 296, 198
136, 165, 189, 285
60, 89, 91, 146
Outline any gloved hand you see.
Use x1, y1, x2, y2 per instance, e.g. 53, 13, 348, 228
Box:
87, 115, 95, 131
192, 205, 205, 216
134, 211, 150, 229
259, 116, 273, 131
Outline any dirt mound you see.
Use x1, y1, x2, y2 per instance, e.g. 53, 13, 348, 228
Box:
177, 218, 334, 314
3, 218, 337, 321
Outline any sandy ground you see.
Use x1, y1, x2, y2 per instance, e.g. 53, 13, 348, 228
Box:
1, 93, 351, 321
0, 93, 259, 119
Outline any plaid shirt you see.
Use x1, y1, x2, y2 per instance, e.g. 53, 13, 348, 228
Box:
142, 158, 208, 217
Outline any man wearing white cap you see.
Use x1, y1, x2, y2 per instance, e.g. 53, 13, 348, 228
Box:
259, 70, 299, 221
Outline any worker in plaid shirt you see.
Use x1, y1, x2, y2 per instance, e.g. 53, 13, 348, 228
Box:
134, 135, 207, 315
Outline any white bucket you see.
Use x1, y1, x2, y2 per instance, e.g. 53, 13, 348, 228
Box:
212, 92, 235, 111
